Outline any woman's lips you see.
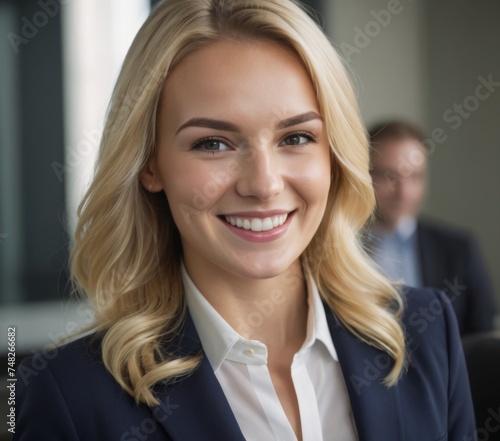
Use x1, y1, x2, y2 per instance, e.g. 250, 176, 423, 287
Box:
219, 211, 295, 242
224, 213, 289, 232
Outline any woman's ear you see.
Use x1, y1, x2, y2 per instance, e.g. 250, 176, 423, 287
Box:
139, 160, 163, 193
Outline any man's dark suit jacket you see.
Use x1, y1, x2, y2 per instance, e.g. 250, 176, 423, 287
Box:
417, 218, 496, 335
14, 288, 475, 441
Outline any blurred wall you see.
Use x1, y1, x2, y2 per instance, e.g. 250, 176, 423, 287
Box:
424, 1, 500, 309
325, 0, 500, 309
325, 0, 427, 125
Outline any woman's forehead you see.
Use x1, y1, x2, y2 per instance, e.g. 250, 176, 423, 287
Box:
158, 39, 321, 131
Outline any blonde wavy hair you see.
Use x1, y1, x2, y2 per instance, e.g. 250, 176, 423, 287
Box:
71, 0, 406, 406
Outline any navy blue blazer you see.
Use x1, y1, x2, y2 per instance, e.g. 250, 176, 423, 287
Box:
14, 287, 476, 440
417, 218, 496, 336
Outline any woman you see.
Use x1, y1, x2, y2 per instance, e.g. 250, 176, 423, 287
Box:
15, 0, 475, 440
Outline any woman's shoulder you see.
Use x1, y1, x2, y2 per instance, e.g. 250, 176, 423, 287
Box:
401, 285, 455, 325
396, 286, 476, 438
14, 333, 159, 440
15, 331, 131, 415
399, 285, 463, 370
401, 285, 458, 340
17, 332, 106, 386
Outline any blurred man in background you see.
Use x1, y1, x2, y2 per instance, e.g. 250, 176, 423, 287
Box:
366, 121, 496, 336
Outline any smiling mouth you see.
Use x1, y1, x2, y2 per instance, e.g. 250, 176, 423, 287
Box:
222, 213, 291, 232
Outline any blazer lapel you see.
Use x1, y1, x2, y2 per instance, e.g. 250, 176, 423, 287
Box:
150, 305, 406, 441
151, 313, 246, 441
324, 305, 405, 441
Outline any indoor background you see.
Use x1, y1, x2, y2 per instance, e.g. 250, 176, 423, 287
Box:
1, 1, 499, 438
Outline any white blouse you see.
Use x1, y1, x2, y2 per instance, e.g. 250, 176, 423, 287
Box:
182, 266, 358, 441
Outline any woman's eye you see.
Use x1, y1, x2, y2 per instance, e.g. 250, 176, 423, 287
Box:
281, 132, 315, 146
192, 138, 231, 153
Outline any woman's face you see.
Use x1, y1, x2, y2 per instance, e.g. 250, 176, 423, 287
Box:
144, 39, 331, 280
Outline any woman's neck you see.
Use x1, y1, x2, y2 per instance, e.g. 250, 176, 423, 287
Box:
183, 258, 308, 350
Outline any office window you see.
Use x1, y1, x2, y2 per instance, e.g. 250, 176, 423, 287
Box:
0, 0, 149, 355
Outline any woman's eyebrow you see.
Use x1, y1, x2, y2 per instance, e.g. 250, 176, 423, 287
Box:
175, 118, 239, 135
175, 111, 323, 135
276, 111, 323, 129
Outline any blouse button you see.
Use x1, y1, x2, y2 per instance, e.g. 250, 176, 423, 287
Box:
243, 347, 255, 357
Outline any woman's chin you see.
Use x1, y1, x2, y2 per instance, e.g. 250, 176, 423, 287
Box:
228, 256, 300, 281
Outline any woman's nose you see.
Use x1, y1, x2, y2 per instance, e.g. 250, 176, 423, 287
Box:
235, 146, 284, 201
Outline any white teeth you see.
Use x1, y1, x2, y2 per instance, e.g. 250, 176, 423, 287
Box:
262, 218, 273, 231
224, 214, 289, 232
251, 218, 263, 231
